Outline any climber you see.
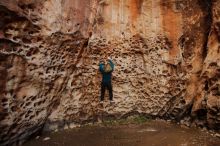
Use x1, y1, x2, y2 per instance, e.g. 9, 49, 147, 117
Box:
99, 57, 115, 103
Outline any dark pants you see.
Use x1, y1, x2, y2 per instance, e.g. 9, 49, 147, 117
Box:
100, 81, 113, 101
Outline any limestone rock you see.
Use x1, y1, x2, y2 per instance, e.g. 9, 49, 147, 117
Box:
0, 0, 220, 145
43, 137, 50, 141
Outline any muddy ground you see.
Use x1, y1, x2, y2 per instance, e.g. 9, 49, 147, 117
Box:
23, 120, 220, 146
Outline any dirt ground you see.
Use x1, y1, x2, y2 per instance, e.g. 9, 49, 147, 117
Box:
24, 120, 220, 146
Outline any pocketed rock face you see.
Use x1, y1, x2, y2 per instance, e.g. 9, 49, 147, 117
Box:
200, 0, 220, 129
0, 1, 93, 145
0, 0, 219, 145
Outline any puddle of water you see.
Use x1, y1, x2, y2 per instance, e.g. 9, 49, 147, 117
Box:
23, 121, 220, 146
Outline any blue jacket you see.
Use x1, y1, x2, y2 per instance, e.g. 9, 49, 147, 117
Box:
99, 60, 114, 83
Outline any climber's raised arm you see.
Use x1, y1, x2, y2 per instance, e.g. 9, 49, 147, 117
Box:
108, 57, 114, 72
99, 61, 105, 73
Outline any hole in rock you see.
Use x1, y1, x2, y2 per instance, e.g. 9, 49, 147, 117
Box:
209, 62, 217, 67
205, 81, 209, 91
22, 38, 32, 44
11, 106, 17, 112
2, 98, 7, 103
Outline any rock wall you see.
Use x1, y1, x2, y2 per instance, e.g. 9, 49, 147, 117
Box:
200, 0, 220, 129
0, 0, 219, 145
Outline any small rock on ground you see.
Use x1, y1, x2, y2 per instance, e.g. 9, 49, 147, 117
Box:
43, 137, 50, 141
